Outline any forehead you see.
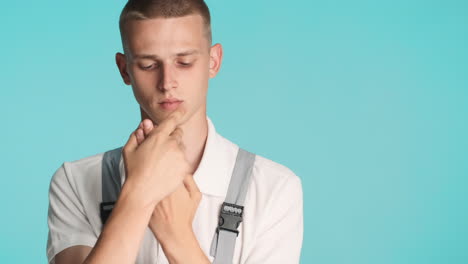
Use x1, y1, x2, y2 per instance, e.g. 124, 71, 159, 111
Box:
125, 14, 207, 57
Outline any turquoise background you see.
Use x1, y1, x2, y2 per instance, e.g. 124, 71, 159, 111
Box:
1, 0, 467, 263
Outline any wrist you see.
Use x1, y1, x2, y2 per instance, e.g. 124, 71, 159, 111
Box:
159, 225, 193, 248
160, 229, 206, 263
119, 180, 159, 212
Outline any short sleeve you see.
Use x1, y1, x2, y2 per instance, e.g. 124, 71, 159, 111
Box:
46, 162, 97, 264
244, 175, 304, 264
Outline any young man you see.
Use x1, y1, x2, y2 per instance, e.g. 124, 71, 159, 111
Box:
46, 0, 303, 263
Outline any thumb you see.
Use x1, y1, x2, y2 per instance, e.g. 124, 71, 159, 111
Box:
183, 174, 201, 200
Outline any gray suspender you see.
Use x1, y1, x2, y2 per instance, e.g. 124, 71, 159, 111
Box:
102, 147, 122, 202
209, 148, 256, 263
100, 146, 256, 264
100, 146, 123, 224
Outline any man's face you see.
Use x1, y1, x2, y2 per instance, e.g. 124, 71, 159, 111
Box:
116, 14, 222, 125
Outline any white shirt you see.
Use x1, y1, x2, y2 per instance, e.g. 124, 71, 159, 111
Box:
46, 116, 303, 264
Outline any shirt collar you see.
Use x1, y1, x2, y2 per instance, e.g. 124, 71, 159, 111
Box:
119, 116, 237, 197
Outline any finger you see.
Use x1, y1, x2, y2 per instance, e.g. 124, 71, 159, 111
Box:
136, 128, 144, 145
183, 174, 201, 199
123, 129, 138, 153
150, 105, 186, 138
142, 119, 155, 137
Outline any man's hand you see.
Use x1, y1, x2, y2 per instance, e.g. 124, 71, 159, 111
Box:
135, 118, 208, 264
150, 176, 202, 248
122, 106, 191, 209
81, 107, 192, 264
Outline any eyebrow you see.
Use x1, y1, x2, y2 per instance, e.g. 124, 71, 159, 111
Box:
133, 49, 200, 60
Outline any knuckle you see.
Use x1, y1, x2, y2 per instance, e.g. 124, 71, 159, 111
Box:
122, 144, 129, 152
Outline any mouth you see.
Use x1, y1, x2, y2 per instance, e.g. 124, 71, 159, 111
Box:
159, 97, 182, 103
158, 98, 184, 111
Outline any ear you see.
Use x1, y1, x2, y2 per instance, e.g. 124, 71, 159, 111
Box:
115, 52, 131, 85
208, 43, 223, 79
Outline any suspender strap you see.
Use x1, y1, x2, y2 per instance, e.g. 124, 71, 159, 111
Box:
100, 146, 123, 225
210, 148, 256, 264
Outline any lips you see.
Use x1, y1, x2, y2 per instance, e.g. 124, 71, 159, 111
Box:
158, 98, 184, 111
159, 98, 182, 104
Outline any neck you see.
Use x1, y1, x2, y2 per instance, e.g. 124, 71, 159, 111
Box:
140, 108, 208, 174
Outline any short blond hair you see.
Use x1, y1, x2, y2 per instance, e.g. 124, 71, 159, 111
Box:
119, 0, 212, 53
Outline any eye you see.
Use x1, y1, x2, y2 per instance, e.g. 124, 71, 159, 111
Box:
140, 63, 158, 70
178, 61, 192, 67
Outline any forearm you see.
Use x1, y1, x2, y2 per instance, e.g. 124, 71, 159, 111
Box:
83, 182, 156, 264
159, 230, 210, 264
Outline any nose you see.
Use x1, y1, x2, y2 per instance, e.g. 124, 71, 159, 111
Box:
158, 63, 177, 91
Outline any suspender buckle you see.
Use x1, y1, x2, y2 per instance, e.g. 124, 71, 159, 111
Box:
100, 201, 115, 225
217, 202, 244, 237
